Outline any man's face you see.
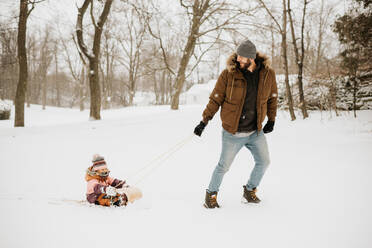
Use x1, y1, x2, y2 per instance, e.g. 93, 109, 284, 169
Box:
237, 55, 254, 69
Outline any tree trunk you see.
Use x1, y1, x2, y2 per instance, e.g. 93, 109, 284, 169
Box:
14, 0, 28, 127
298, 0, 309, 118
88, 61, 101, 119
170, 23, 198, 110
128, 69, 135, 105
100, 64, 108, 109
353, 77, 357, 118
170, 0, 211, 110
288, 0, 308, 119
55, 43, 61, 107
79, 66, 86, 111
104, 39, 113, 109
42, 75, 47, 110
26, 38, 35, 108
161, 70, 166, 104
76, 0, 113, 120
282, 0, 296, 120
326, 59, 338, 116
315, 0, 324, 75
153, 71, 159, 104
271, 23, 275, 66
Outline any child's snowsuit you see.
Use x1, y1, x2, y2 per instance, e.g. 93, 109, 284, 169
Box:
86, 174, 127, 206
85, 154, 142, 206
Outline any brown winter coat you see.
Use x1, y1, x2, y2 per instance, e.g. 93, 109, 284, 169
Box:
202, 52, 278, 134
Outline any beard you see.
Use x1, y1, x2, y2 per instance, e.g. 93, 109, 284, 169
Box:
239, 61, 251, 70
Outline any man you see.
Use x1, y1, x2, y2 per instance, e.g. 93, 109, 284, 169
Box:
193, 39, 278, 208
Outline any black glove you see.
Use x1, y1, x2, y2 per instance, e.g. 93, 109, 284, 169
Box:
263, 120, 275, 134
194, 121, 206, 136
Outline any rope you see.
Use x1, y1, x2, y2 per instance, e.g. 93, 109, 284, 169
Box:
129, 134, 194, 185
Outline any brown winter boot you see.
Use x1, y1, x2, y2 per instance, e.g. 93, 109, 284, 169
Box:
242, 186, 261, 203
204, 190, 220, 208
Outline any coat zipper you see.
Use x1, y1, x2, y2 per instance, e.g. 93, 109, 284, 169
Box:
233, 77, 246, 134
256, 70, 269, 134
229, 77, 235, 101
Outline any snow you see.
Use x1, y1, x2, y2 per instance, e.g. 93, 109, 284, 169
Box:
181, 80, 216, 105
0, 104, 371, 248
0, 100, 11, 112
133, 92, 156, 106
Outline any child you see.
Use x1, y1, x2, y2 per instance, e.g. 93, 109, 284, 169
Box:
85, 154, 142, 207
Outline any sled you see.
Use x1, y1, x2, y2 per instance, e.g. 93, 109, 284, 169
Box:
116, 186, 143, 203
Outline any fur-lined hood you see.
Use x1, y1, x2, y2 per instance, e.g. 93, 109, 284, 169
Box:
226, 52, 271, 73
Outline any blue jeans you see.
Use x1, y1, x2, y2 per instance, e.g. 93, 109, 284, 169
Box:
208, 129, 270, 192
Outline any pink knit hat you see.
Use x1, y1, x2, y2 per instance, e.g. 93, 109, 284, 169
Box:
91, 154, 108, 171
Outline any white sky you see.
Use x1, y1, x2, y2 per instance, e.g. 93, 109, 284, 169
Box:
0, 0, 347, 30
0, 0, 349, 79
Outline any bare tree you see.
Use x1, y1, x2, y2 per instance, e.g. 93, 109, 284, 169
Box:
26, 34, 36, 107
325, 58, 338, 116
61, 34, 86, 110
0, 22, 18, 101
76, 0, 114, 120
146, 0, 242, 110
15, 0, 47, 126
116, 6, 147, 106
171, 0, 243, 110
142, 40, 173, 105
15, 0, 31, 126
314, 0, 335, 75
287, 0, 309, 119
53, 41, 61, 107
38, 28, 53, 110
100, 27, 117, 109
258, 0, 296, 120
72, 34, 88, 111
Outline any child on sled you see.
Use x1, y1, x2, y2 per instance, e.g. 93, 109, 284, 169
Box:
85, 154, 142, 207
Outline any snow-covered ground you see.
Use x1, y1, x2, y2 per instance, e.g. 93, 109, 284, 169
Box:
0, 104, 371, 248
0, 100, 11, 112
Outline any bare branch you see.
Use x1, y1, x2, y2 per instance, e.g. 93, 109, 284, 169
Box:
97, 0, 113, 29
76, 0, 93, 60
257, 0, 282, 33
26, 0, 47, 17
186, 32, 222, 78
27, 2, 35, 17
147, 22, 176, 75
90, 0, 98, 28
71, 33, 86, 65
199, 1, 226, 26
180, 0, 192, 9
60, 35, 79, 81
196, 14, 237, 38
28, 0, 46, 3
287, 0, 299, 64
116, 57, 130, 71
300, 0, 309, 62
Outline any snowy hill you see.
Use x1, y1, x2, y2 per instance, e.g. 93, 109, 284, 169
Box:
180, 79, 216, 105
0, 105, 371, 248
0, 100, 11, 120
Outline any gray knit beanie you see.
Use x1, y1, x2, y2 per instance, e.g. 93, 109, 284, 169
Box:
236, 39, 256, 59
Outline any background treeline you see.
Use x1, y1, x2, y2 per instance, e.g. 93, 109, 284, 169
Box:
0, 0, 371, 125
